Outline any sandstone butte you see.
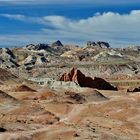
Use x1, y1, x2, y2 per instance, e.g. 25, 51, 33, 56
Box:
59, 67, 117, 90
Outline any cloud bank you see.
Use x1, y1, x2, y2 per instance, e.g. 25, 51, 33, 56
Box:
1, 10, 140, 47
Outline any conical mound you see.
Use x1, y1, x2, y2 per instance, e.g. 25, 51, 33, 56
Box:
14, 85, 36, 92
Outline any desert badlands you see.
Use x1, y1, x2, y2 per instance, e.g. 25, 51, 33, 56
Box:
0, 42, 140, 140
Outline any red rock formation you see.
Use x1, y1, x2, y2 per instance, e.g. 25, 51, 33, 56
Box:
60, 67, 76, 81
15, 85, 36, 92
60, 68, 117, 90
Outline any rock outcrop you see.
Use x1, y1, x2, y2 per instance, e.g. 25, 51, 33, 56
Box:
94, 50, 124, 62
127, 87, 140, 92
52, 40, 63, 47
25, 41, 64, 55
26, 43, 49, 51
0, 48, 15, 59
87, 41, 110, 48
59, 68, 117, 90
23, 54, 47, 69
0, 48, 19, 68
65, 89, 108, 104
0, 68, 19, 82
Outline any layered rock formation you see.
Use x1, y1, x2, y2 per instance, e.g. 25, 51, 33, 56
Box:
0, 68, 18, 82
59, 68, 117, 90
24, 54, 47, 68
0, 90, 17, 103
1, 40, 140, 79
0, 68, 27, 87
94, 49, 125, 62
0, 48, 19, 68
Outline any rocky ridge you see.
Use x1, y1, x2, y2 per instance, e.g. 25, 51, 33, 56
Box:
0, 40, 140, 81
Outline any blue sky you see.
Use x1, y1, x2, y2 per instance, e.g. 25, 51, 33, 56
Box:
0, 0, 140, 47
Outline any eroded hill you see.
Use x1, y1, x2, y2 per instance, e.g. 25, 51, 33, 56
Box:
0, 41, 140, 140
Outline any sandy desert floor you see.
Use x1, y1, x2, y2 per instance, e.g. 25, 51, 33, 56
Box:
0, 84, 139, 140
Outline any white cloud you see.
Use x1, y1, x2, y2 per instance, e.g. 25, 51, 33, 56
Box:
0, 10, 140, 47
0, 14, 26, 21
